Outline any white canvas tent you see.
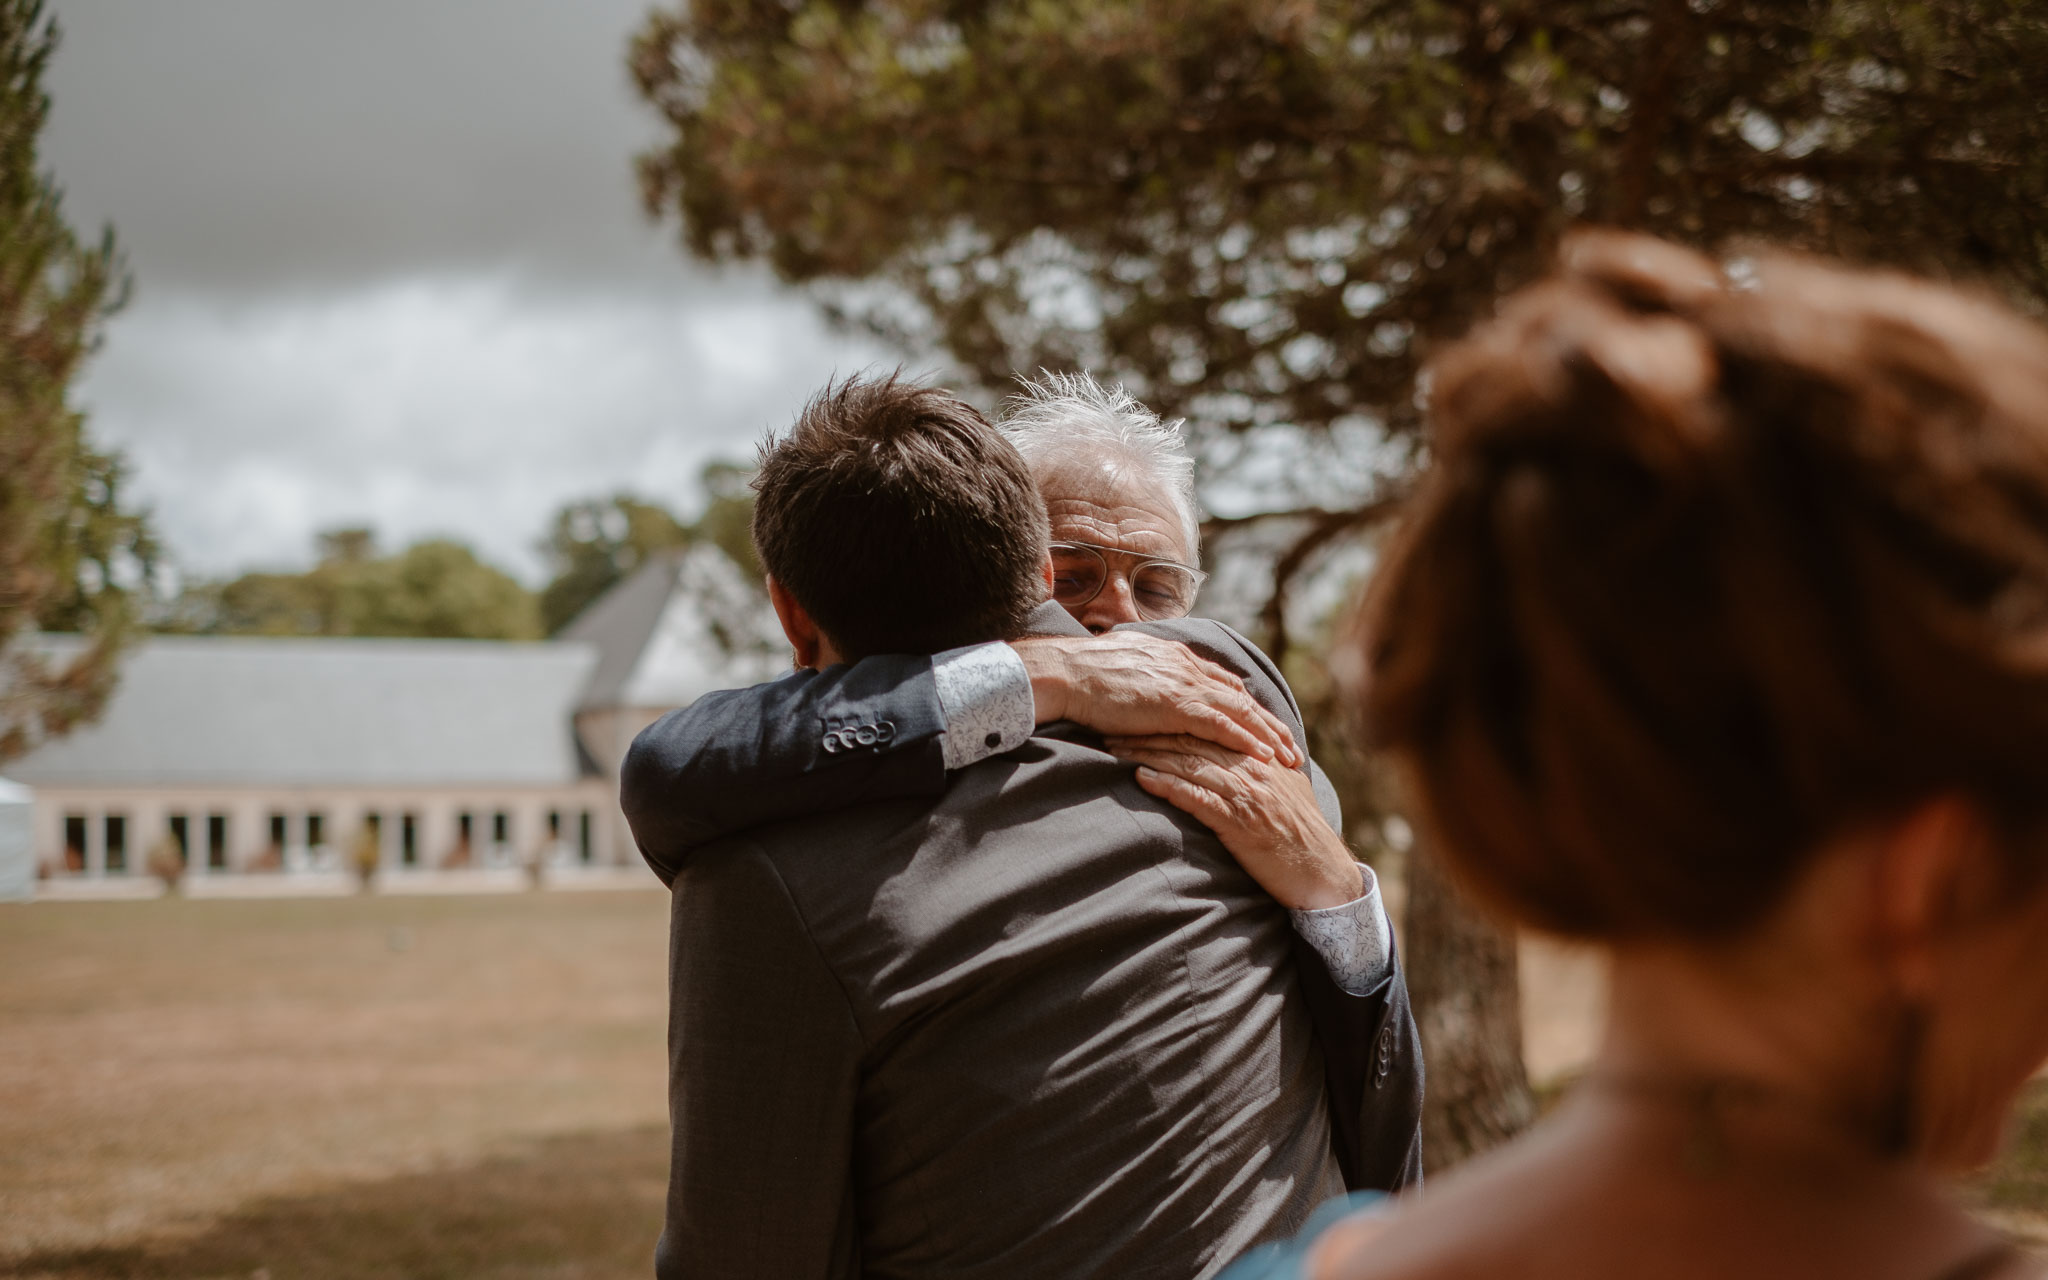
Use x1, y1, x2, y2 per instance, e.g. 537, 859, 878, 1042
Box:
0, 777, 31, 902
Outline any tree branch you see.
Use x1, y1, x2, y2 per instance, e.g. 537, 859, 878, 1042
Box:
1610, 0, 1698, 225
1204, 491, 1409, 663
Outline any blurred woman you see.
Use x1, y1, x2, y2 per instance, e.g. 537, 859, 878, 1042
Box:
1233, 231, 2048, 1280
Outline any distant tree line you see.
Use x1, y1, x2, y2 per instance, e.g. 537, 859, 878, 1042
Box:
154, 462, 764, 643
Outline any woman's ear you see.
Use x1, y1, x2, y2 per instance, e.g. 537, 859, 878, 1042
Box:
1869, 796, 1989, 1001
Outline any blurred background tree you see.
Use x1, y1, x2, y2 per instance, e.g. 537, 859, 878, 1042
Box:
0, 0, 153, 763
535, 460, 764, 636
631, 0, 2048, 1165
170, 530, 543, 641
162, 462, 767, 645
538, 496, 691, 636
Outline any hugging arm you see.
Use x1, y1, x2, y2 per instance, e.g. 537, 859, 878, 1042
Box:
620, 612, 1292, 882
622, 659, 950, 887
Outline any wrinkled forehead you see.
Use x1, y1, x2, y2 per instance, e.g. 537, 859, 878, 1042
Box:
1032, 450, 1192, 563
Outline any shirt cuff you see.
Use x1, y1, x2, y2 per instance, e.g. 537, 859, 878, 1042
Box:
1288, 864, 1393, 997
931, 642, 1035, 770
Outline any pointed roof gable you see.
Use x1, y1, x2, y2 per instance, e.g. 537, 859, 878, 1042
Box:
559, 546, 783, 712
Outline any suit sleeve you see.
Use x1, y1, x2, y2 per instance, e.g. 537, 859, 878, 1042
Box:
658, 842, 866, 1280
1122, 616, 1425, 1193
621, 660, 949, 886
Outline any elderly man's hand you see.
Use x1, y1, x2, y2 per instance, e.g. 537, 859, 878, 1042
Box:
1103, 733, 1364, 910
1013, 633, 1301, 766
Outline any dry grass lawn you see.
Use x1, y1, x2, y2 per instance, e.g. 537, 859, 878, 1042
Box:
1, 891, 673, 1279
2, 892, 2044, 1278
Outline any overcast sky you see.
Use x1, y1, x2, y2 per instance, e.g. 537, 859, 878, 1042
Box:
43, 0, 889, 582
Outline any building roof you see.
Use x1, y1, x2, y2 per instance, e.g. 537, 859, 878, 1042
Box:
561, 546, 782, 711
7, 636, 600, 789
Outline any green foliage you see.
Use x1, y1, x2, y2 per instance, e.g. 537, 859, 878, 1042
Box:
535, 462, 763, 636
632, 0, 2048, 655
537, 496, 691, 636
0, 0, 151, 761
182, 531, 542, 642
166, 466, 765, 644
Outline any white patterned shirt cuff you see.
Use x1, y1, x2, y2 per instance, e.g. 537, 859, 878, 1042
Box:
1288, 864, 1393, 997
932, 642, 1035, 770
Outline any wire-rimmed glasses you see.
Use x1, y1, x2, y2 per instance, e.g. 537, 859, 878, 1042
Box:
1048, 540, 1207, 621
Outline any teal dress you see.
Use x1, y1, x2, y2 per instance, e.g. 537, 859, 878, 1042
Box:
1220, 1192, 1387, 1280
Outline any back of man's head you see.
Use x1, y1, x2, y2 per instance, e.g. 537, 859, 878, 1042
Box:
751, 373, 1050, 660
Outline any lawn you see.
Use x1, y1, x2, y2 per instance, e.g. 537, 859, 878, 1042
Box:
1, 891, 674, 1280
2, 892, 2043, 1278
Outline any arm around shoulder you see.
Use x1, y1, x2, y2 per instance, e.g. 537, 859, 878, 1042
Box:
622, 657, 950, 886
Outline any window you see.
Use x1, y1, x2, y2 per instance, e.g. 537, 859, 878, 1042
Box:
547, 809, 561, 839
269, 813, 287, 847
169, 814, 189, 865
400, 813, 418, 866
63, 814, 86, 872
104, 815, 128, 874
207, 814, 228, 870
577, 811, 593, 864
458, 811, 473, 843
306, 812, 325, 849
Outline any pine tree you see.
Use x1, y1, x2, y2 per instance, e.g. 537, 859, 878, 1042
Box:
0, 0, 151, 764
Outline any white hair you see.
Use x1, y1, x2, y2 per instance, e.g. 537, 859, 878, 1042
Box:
1000, 371, 1202, 555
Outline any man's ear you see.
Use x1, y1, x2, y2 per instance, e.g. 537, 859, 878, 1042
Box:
767, 576, 826, 670
1040, 555, 1055, 597
1870, 795, 1987, 1001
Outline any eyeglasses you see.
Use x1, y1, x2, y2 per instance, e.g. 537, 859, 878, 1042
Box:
1049, 541, 1207, 621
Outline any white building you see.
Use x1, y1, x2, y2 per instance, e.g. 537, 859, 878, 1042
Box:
6, 547, 780, 888
0, 778, 31, 901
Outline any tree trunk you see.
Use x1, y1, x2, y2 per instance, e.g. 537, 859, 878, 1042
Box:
1404, 836, 1536, 1167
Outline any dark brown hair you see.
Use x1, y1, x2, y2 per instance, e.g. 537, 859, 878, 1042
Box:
1357, 231, 2048, 941
752, 373, 1049, 660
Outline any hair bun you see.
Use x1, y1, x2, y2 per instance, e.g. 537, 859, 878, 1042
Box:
1429, 230, 1727, 472
1557, 229, 1725, 315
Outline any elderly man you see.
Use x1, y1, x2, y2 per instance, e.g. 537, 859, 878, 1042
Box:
644, 375, 1380, 1278
625, 373, 1423, 1200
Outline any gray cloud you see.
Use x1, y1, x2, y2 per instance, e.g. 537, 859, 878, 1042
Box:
46, 0, 694, 290
40, 0, 895, 582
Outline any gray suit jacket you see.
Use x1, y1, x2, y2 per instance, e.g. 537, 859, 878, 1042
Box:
656, 645, 1348, 1278
629, 608, 1425, 1209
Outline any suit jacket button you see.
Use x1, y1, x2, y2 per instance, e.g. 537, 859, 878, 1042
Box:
855, 725, 878, 746
984, 731, 1002, 748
